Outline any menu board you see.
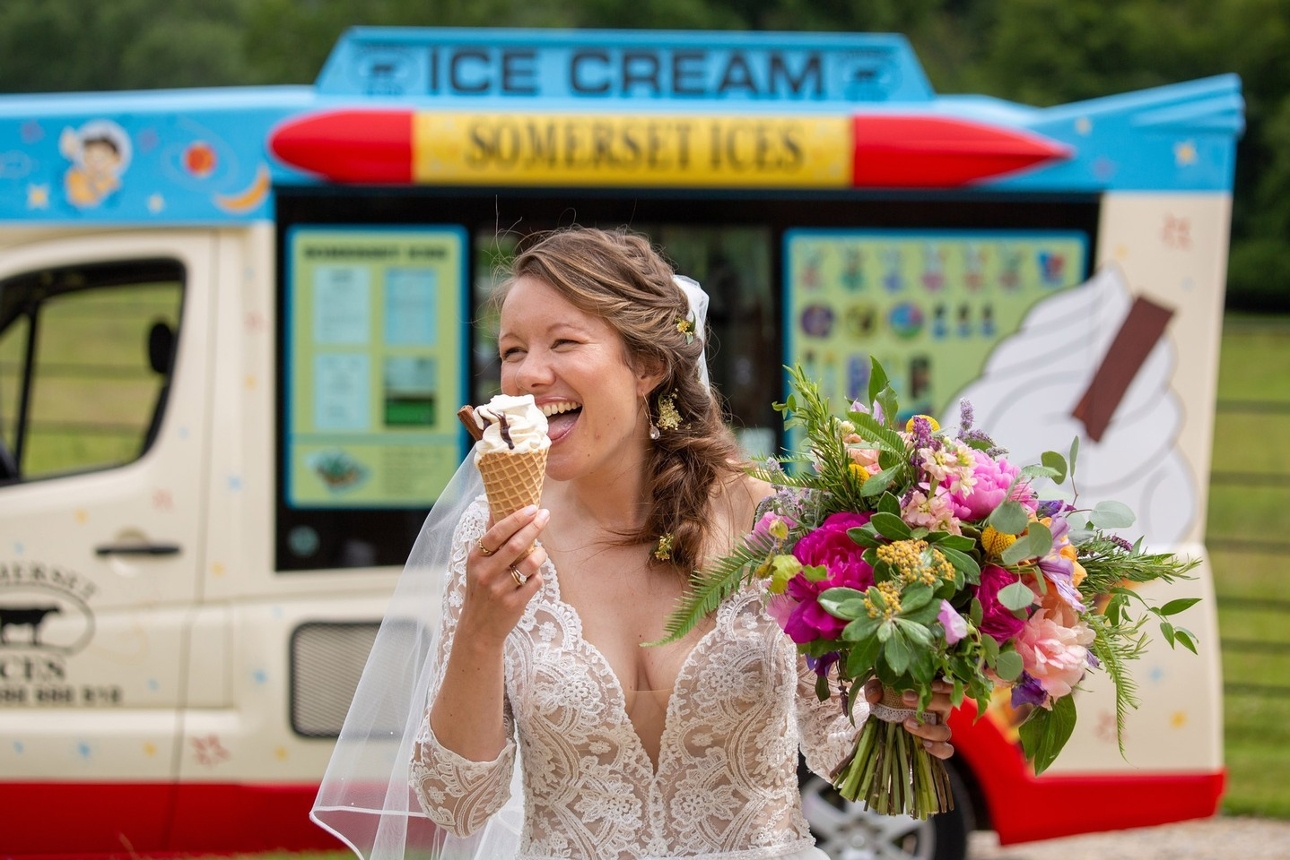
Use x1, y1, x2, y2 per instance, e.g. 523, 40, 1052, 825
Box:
784, 229, 1088, 420
286, 226, 467, 507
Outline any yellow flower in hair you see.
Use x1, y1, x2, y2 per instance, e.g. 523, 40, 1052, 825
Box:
654, 533, 675, 561
676, 316, 696, 344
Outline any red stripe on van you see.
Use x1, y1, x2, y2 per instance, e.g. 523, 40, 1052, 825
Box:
947, 705, 1226, 844
0, 781, 344, 857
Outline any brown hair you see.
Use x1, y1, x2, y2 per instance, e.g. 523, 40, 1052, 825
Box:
499, 226, 746, 573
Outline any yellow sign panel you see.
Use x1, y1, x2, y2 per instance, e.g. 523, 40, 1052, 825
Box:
413, 112, 851, 187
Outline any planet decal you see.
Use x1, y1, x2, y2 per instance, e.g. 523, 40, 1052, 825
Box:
184, 141, 217, 177
887, 302, 925, 339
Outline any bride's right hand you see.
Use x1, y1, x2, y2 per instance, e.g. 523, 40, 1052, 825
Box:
458, 505, 550, 645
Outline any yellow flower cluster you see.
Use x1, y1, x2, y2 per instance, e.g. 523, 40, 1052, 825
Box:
864, 580, 904, 620
876, 539, 955, 587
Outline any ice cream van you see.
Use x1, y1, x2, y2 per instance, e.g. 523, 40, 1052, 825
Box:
0, 27, 1238, 860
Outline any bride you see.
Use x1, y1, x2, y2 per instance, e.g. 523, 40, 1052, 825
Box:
314, 227, 954, 860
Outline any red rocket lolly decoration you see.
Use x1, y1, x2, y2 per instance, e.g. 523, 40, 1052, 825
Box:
849, 116, 1071, 187
269, 109, 1070, 187
270, 110, 414, 183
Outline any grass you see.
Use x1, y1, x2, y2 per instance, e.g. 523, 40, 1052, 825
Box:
1207, 314, 1290, 818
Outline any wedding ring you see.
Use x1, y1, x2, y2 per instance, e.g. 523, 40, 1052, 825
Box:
478, 538, 496, 556
518, 544, 536, 559
509, 566, 527, 587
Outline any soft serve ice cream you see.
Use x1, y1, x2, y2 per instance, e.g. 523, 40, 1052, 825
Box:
461, 394, 550, 520
471, 394, 550, 461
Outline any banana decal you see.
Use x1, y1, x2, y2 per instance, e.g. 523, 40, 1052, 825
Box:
213, 164, 271, 214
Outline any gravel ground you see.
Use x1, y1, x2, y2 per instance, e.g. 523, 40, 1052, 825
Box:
968, 816, 1290, 860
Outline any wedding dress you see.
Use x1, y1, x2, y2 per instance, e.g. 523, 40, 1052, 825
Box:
409, 497, 867, 860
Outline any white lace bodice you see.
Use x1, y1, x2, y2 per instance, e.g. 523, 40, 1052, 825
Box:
411, 499, 864, 860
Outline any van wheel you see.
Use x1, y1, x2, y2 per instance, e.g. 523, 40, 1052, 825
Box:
800, 770, 970, 860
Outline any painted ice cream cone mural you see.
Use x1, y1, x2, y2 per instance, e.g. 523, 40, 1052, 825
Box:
942, 265, 1195, 546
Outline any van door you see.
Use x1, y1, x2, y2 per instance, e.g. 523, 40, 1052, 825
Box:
0, 231, 215, 854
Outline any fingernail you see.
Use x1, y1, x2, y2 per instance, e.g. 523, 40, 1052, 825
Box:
522, 505, 537, 516
923, 740, 935, 750
535, 509, 551, 526
903, 692, 917, 704
905, 718, 920, 730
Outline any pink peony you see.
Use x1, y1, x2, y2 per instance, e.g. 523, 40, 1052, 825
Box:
974, 564, 1028, 642
1014, 608, 1095, 698
950, 448, 1038, 522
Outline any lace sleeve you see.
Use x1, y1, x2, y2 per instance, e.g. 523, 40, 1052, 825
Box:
409, 499, 518, 837
795, 654, 866, 779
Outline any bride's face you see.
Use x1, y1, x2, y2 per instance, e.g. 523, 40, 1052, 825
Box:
498, 275, 657, 483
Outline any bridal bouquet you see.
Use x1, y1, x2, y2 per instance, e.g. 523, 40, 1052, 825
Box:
656, 359, 1199, 819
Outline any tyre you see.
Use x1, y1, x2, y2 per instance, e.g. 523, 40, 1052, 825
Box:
799, 766, 971, 860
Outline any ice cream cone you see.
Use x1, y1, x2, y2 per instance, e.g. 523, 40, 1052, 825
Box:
477, 448, 548, 520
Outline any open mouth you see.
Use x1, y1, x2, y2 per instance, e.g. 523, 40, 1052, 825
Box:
541, 399, 582, 442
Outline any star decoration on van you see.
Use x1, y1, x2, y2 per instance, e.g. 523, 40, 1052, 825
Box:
1174, 140, 1198, 166
192, 734, 230, 767
26, 184, 49, 209
1171, 711, 1188, 729
147, 193, 166, 214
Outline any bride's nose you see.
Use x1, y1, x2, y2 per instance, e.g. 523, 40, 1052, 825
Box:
512, 350, 555, 392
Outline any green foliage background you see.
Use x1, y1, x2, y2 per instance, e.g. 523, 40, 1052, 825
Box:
0, 0, 1286, 310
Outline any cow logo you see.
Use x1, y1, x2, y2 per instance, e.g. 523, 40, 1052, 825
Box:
0, 564, 96, 657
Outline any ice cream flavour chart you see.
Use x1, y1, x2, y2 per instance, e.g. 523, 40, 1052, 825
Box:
784, 229, 1088, 419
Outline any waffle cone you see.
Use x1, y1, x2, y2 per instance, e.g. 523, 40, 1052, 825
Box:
477, 448, 548, 520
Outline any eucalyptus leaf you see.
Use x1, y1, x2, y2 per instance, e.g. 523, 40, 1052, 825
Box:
1001, 536, 1037, 566
1068, 436, 1080, 476
1090, 500, 1135, 529
998, 581, 1036, 611
987, 499, 1030, 535
1041, 450, 1068, 485
969, 598, 983, 627
995, 649, 1024, 681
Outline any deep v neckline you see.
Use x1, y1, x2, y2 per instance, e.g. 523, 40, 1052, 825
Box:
540, 555, 723, 779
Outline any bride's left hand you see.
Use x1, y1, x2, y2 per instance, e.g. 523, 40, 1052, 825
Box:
863, 678, 956, 761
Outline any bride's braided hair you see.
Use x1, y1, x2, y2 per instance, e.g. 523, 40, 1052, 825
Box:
502, 227, 746, 574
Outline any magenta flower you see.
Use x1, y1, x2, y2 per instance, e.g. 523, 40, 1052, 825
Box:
974, 563, 1028, 642
774, 512, 875, 644
949, 448, 1037, 521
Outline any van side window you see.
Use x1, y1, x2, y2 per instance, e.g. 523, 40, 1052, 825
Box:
0, 260, 184, 483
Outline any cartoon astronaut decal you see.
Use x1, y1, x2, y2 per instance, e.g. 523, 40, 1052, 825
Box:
59, 119, 131, 208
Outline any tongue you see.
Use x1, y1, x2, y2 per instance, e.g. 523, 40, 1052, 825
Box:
547, 410, 580, 439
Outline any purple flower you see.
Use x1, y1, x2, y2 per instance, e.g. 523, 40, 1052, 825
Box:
974, 564, 1028, 642
806, 651, 841, 678
1036, 499, 1066, 519
958, 398, 975, 435
910, 416, 935, 450
1011, 672, 1048, 708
